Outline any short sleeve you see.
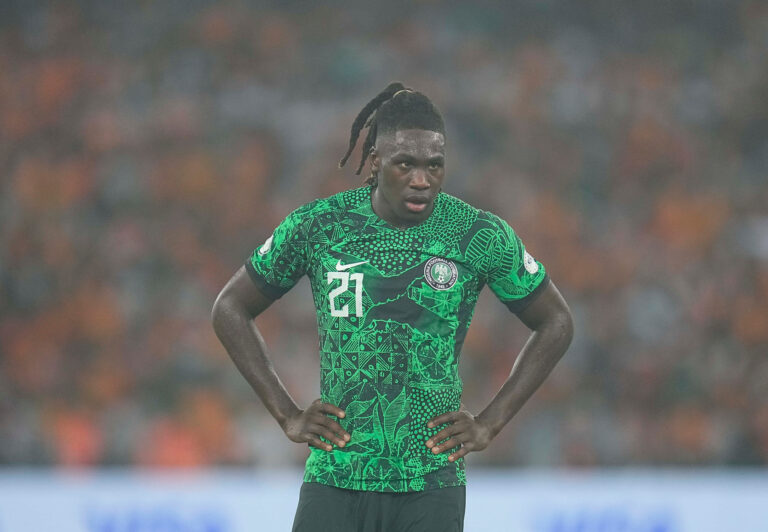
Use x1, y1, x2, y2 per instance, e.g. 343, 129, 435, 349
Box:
476, 215, 549, 313
245, 209, 310, 300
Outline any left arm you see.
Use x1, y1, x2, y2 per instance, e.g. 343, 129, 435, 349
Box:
426, 280, 574, 461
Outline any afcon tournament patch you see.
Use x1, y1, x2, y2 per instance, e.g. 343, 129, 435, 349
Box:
258, 234, 274, 255
524, 250, 539, 274
424, 257, 458, 290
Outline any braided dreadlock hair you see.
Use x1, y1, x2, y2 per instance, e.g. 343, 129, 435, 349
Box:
339, 82, 445, 184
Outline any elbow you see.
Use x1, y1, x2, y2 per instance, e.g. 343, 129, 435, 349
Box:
211, 290, 257, 339
210, 291, 232, 335
211, 292, 222, 324
556, 307, 575, 351
540, 305, 573, 355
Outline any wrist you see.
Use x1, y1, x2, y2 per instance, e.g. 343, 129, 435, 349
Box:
475, 411, 503, 439
276, 404, 302, 431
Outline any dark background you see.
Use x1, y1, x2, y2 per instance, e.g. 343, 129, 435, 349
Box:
1, 0, 767, 469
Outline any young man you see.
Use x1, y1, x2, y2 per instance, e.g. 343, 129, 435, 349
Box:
212, 82, 574, 532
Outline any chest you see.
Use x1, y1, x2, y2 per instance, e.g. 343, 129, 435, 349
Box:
305, 230, 480, 325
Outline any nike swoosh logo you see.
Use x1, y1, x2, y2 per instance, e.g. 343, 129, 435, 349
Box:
336, 260, 368, 271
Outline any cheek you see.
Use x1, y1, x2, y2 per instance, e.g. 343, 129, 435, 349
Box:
431, 168, 445, 183
384, 164, 408, 177
381, 167, 410, 186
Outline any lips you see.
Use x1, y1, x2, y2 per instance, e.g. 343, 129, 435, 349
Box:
404, 195, 430, 213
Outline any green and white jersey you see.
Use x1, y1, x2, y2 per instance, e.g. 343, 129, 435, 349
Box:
246, 186, 548, 492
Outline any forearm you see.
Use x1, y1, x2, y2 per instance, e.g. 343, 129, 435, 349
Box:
476, 315, 573, 437
211, 299, 301, 429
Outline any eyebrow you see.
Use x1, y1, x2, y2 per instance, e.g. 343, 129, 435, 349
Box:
391, 152, 444, 161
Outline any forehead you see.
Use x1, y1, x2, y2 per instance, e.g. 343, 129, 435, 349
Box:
376, 129, 445, 157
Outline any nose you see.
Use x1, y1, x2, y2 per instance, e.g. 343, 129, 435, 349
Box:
409, 169, 429, 190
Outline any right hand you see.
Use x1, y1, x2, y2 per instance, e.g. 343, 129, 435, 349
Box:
282, 399, 351, 452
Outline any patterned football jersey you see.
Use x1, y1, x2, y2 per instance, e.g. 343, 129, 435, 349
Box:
246, 186, 548, 492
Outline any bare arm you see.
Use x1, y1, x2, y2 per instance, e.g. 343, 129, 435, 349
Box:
426, 280, 574, 461
211, 266, 350, 451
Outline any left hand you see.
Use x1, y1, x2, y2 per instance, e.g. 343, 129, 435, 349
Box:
425, 406, 495, 462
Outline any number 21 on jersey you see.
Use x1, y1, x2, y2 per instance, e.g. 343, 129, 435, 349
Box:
327, 272, 363, 317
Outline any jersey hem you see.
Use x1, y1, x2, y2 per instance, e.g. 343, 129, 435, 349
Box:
303, 473, 467, 493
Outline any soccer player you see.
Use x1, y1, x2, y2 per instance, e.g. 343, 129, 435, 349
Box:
212, 82, 574, 532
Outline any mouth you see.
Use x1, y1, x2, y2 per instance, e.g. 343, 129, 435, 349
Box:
404, 195, 431, 214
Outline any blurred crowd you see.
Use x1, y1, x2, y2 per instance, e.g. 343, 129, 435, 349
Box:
1, 0, 767, 469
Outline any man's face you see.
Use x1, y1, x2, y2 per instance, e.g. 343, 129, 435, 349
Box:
370, 128, 446, 228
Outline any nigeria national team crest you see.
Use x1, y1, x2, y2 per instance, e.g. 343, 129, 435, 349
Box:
424, 257, 458, 290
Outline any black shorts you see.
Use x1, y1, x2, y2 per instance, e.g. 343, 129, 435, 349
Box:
291, 481, 466, 532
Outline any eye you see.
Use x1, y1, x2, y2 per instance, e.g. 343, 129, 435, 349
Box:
429, 161, 443, 170
398, 161, 412, 169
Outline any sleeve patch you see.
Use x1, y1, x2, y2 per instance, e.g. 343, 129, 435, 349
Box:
258, 235, 274, 255
524, 250, 539, 274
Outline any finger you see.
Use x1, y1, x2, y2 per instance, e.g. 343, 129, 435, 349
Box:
427, 410, 460, 429
309, 415, 351, 442
448, 445, 471, 462
306, 436, 333, 452
431, 437, 462, 454
425, 425, 460, 448
309, 423, 347, 448
314, 402, 346, 419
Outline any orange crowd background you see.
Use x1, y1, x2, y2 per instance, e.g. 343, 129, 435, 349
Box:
1, 0, 767, 469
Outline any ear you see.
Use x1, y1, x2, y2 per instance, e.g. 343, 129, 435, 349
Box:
369, 147, 380, 173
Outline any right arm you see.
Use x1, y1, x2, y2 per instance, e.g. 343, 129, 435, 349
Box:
211, 266, 350, 451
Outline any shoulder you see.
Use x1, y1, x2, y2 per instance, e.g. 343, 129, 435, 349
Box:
474, 209, 514, 235
438, 193, 512, 226
433, 192, 482, 230
282, 186, 371, 227
457, 201, 524, 273
437, 191, 479, 215
438, 193, 516, 238
429, 192, 522, 247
